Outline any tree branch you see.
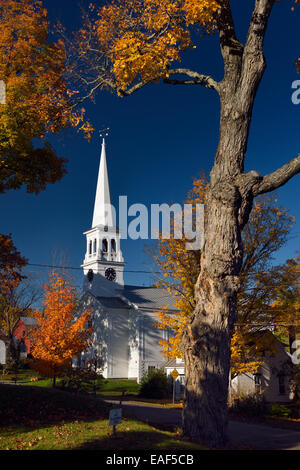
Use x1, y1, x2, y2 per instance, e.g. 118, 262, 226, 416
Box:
163, 68, 219, 92
244, 0, 275, 54
252, 155, 300, 196
216, 0, 243, 60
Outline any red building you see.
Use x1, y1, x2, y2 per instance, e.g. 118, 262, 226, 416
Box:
12, 317, 36, 357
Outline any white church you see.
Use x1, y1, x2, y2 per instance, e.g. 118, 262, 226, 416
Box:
77, 138, 176, 382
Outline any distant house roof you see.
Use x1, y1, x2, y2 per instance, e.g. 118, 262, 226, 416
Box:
122, 285, 177, 311
19, 317, 36, 327
164, 358, 185, 369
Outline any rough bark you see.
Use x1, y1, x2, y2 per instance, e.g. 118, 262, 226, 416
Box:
181, 0, 286, 448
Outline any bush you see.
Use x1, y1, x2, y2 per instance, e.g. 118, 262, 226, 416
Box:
139, 368, 170, 399
59, 368, 103, 393
230, 392, 268, 417
268, 403, 292, 418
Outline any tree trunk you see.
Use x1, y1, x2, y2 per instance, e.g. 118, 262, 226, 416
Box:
181, 22, 267, 445
182, 181, 243, 448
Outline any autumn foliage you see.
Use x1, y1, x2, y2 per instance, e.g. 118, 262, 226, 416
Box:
0, 0, 95, 194
0, 233, 27, 296
69, 0, 300, 101
69, 0, 221, 97
30, 271, 92, 385
154, 177, 296, 376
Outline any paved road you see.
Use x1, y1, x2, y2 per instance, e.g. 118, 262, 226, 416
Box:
105, 400, 300, 450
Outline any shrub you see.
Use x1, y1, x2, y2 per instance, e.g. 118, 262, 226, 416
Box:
59, 368, 103, 393
139, 368, 170, 399
230, 392, 268, 417
269, 403, 292, 418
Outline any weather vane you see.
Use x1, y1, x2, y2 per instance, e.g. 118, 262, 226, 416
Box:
99, 127, 110, 140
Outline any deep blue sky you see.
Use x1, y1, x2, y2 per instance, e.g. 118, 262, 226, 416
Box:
1, 0, 299, 293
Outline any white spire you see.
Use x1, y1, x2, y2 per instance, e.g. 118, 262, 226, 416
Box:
92, 138, 115, 228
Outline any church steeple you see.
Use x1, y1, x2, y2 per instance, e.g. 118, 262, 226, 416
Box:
92, 138, 114, 228
82, 137, 125, 292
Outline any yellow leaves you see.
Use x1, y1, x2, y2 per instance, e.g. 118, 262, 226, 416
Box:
183, 0, 220, 27
231, 330, 263, 377
92, 0, 221, 90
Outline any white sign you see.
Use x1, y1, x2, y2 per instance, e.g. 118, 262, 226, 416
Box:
0, 81, 6, 104
109, 408, 122, 426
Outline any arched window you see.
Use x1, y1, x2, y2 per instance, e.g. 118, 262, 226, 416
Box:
89, 240, 92, 255
102, 239, 108, 253
94, 239, 97, 253
111, 239, 116, 253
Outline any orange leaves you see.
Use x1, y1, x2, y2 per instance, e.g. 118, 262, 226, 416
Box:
30, 271, 92, 380
0, 0, 82, 193
91, 0, 221, 91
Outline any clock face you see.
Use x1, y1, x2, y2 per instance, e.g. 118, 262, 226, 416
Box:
105, 268, 116, 282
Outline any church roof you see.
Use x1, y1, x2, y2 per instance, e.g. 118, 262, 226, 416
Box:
122, 285, 177, 311
92, 137, 115, 228
96, 296, 130, 309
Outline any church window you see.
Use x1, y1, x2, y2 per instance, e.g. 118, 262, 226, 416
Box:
89, 240, 92, 255
102, 239, 108, 252
111, 239, 116, 253
94, 239, 97, 253
254, 373, 261, 389
278, 374, 285, 395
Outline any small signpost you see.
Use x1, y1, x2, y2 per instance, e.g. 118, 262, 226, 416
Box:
109, 390, 125, 436
170, 369, 179, 404
109, 408, 122, 435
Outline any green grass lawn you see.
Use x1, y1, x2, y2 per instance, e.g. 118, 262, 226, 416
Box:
1, 369, 140, 393
1, 370, 182, 406
99, 378, 140, 395
0, 384, 205, 451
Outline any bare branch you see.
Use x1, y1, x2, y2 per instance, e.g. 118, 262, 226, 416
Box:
252, 155, 300, 196
163, 68, 219, 92
119, 79, 153, 96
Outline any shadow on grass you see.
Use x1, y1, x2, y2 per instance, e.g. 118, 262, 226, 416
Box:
0, 383, 109, 428
71, 429, 206, 451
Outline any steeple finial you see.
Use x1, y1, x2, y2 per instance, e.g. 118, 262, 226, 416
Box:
92, 129, 114, 228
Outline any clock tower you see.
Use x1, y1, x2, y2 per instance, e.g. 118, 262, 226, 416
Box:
82, 137, 125, 293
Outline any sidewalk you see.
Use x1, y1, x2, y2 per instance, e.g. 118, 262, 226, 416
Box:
105, 399, 300, 450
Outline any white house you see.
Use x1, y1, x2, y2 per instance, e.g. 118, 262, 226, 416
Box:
77, 138, 176, 382
0, 330, 7, 366
164, 334, 295, 403
230, 332, 295, 403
